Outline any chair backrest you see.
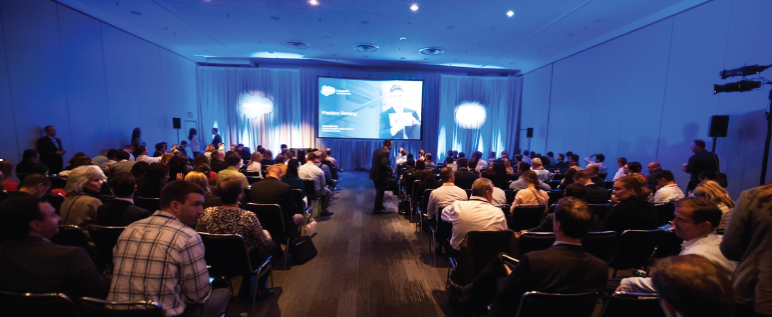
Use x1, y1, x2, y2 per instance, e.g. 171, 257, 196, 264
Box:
87, 225, 126, 265
0, 190, 7, 204
78, 297, 165, 317
303, 180, 317, 199
0, 290, 78, 317
243, 171, 262, 177
464, 189, 472, 199
455, 230, 516, 285
510, 205, 546, 231
504, 190, 516, 205
653, 203, 676, 226
421, 189, 434, 213
551, 173, 565, 181
518, 232, 556, 255
547, 190, 563, 205
652, 230, 683, 259
598, 292, 665, 317
134, 197, 161, 212
245, 203, 288, 241
608, 229, 664, 271
588, 204, 613, 222
515, 291, 599, 317
289, 188, 304, 210
198, 232, 255, 277
51, 225, 90, 249
46, 193, 66, 215
582, 231, 618, 263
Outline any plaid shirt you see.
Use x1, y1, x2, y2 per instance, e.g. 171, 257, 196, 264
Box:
108, 211, 211, 316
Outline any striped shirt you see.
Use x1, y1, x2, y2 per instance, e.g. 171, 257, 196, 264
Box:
108, 211, 211, 316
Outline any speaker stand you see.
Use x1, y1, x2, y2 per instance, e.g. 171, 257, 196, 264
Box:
760, 88, 772, 186
176, 129, 180, 146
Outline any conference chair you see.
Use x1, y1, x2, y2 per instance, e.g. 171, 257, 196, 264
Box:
598, 291, 665, 317
605, 180, 615, 189
448, 230, 516, 288
653, 229, 683, 259
98, 195, 115, 205
245, 203, 293, 267
547, 190, 563, 205
582, 231, 618, 263
513, 291, 599, 317
78, 297, 164, 317
509, 204, 546, 231
51, 224, 90, 249
46, 192, 66, 215
588, 203, 613, 222
504, 189, 516, 205
0, 291, 79, 317
198, 233, 273, 307
418, 188, 434, 232
464, 189, 472, 199
517, 232, 556, 256
608, 229, 664, 277
551, 173, 565, 181
289, 188, 307, 212
653, 202, 676, 226
303, 180, 321, 217
134, 197, 161, 212
87, 225, 126, 277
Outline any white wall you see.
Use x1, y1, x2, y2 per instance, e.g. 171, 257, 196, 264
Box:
0, 0, 198, 177
520, 0, 772, 198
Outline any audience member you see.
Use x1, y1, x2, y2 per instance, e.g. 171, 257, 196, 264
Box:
573, 170, 610, 204
525, 183, 589, 233
445, 156, 456, 172
315, 151, 335, 187
282, 159, 306, 201
236, 143, 251, 162
299, 152, 333, 216
60, 166, 105, 233
250, 164, 304, 233
502, 158, 514, 174
545, 151, 557, 165
427, 167, 468, 220
136, 163, 169, 198
167, 155, 189, 182
612, 157, 627, 181
185, 171, 221, 209
455, 197, 607, 317
179, 140, 189, 158
651, 254, 735, 317
424, 153, 436, 170
480, 170, 507, 205
509, 163, 551, 191
0, 159, 17, 191
260, 150, 275, 167
98, 172, 151, 226
36, 125, 66, 174
441, 178, 507, 253
100, 149, 118, 171
58, 152, 93, 179
210, 150, 228, 173
395, 148, 408, 166
325, 148, 340, 171
473, 151, 488, 172
122, 145, 136, 161
552, 153, 567, 170
16, 149, 48, 182
692, 180, 734, 230
522, 150, 532, 164
246, 151, 263, 174
109, 180, 229, 317
490, 161, 510, 190
653, 170, 684, 204
215, 154, 249, 188
585, 163, 605, 186
647, 161, 663, 186
683, 139, 719, 193
584, 153, 607, 178
721, 182, 772, 317
108, 149, 137, 178
204, 144, 215, 158
0, 196, 108, 298
153, 142, 167, 157
414, 170, 442, 204
567, 154, 584, 171
512, 170, 549, 210
600, 175, 658, 233
197, 176, 276, 300
135, 145, 160, 164
619, 197, 736, 293
625, 161, 643, 178
557, 168, 578, 190
91, 149, 109, 169
159, 152, 174, 165
0, 174, 50, 204
130, 161, 150, 179
531, 158, 552, 183
453, 158, 479, 190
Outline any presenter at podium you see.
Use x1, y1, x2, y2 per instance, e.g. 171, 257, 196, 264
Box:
379, 84, 421, 139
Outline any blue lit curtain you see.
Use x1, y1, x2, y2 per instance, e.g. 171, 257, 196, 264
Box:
437, 75, 522, 163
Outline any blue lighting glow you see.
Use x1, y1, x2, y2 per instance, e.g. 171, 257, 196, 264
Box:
439, 63, 505, 69
249, 51, 305, 59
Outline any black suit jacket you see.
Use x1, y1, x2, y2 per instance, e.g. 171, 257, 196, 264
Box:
379, 107, 420, 139
96, 200, 151, 227
250, 177, 299, 231
370, 146, 391, 182
211, 160, 229, 173
0, 236, 108, 299
591, 176, 605, 187
240, 148, 252, 161
36, 136, 63, 174
600, 197, 659, 234
454, 168, 479, 190
584, 184, 610, 204
491, 244, 608, 317
212, 133, 222, 146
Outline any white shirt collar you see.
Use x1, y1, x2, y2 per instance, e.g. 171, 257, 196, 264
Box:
682, 231, 719, 250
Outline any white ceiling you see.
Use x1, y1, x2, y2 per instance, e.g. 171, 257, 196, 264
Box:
58, 0, 711, 73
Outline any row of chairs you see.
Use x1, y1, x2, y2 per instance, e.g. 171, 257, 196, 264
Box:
0, 291, 164, 317
507, 291, 664, 317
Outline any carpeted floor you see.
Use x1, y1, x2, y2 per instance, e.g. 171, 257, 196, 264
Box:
225, 170, 454, 317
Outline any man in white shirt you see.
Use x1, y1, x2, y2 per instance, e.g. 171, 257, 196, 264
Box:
531, 158, 552, 183
135, 146, 161, 164
653, 170, 685, 204
473, 151, 488, 172
441, 178, 508, 252
395, 148, 407, 166
619, 197, 736, 293
427, 168, 468, 220
123, 145, 136, 161
298, 152, 333, 216
612, 157, 627, 181
584, 154, 607, 176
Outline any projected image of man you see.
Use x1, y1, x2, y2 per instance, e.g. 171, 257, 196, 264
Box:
379, 85, 420, 139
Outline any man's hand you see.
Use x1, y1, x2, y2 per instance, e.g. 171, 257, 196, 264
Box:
681, 164, 687, 172
504, 264, 512, 275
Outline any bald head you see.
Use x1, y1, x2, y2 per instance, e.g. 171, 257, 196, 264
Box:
647, 161, 662, 174
585, 164, 599, 176
266, 164, 283, 178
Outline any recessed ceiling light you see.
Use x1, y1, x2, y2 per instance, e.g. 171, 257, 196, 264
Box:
419, 47, 445, 55
309, 0, 319, 5
282, 41, 311, 49
399, 37, 407, 41
352, 43, 379, 52
410, 4, 418, 11
130, 11, 141, 15
250, 52, 305, 59
506, 10, 514, 17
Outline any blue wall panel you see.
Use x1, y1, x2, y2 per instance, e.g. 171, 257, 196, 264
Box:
520, 65, 552, 154
101, 24, 141, 148
133, 38, 166, 149
0, 10, 20, 167
549, 49, 596, 157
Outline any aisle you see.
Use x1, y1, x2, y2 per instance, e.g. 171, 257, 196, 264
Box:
226, 170, 453, 317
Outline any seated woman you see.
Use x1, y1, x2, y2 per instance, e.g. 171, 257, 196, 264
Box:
600, 175, 658, 234
281, 159, 306, 209
204, 144, 215, 158
185, 171, 221, 209
60, 166, 105, 233
166, 155, 189, 182
693, 180, 735, 230
135, 163, 169, 198
58, 153, 93, 179
260, 150, 275, 167
512, 170, 549, 209
195, 176, 275, 299
246, 152, 263, 174
0, 159, 18, 191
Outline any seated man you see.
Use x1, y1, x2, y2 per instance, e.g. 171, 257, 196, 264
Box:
653, 170, 685, 204
574, 170, 610, 204
215, 154, 249, 188
135, 145, 161, 164
509, 162, 551, 191
0, 174, 50, 204
109, 181, 229, 317
426, 167, 468, 248
15, 149, 49, 182
298, 152, 333, 216
325, 148, 340, 171
454, 197, 608, 316
441, 178, 507, 255
250, 164, 304, 233
531, 158, 552, 183
567, 154, 584, 171
107, 149, 136, 178
652, 254, 734, 317
619, 197, 735, 293
585, 163, 606, 186
97, 172, 151, 226
453, 158, 479, 190
0, 197, 108, 298
646, 161, 663, 186
424, 153, 437, 170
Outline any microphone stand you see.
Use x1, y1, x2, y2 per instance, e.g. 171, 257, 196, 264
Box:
760, 87, 772, 185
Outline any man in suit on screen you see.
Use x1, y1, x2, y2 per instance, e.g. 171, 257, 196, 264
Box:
379, 85, 420, 139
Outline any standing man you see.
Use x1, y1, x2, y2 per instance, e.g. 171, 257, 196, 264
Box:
370, 139, 393, 214
36, 125, 65, 174
211, 128, 222, 147
682, 139, 718, 193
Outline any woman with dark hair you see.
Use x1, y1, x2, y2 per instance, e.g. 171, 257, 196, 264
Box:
130, 161, 150, 179
188, 128, 200, 157
492, 161, 510, 190
58, 153, 93, 179
413, 170, 441, 203
600, 175, 658, 234
558, 168, 578, 190
282, 159, 305, 197
135, 163, 169, 198
100, 149, 118, 170
193, 162, 217, 187
260, 150, 275, 167
296, 149, 306, 165
131, 128, 145, 156
167, 155, 189, 182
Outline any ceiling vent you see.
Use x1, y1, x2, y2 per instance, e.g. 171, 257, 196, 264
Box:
352, 43, 379, 52
282, 41, 310, 49
419, 47, 445, 55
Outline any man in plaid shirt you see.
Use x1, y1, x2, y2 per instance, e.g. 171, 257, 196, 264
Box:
108, 180, 229, 317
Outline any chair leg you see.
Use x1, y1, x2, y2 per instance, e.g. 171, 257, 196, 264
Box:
252, 272, 259, 307
284, 237, 291, 268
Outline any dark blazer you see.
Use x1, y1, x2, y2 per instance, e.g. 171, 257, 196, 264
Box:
370, 146, 391, 182
36, 136, 64, 174
379, 107, 420, 139
591, 176, 605, 187
211, 160, 229, 173
240, 148, 252, 161
15, 160, 49, 183
203, 193, 222, 209
454, 168, 479, 190
96, 199, 151, 227
600, 196, 658, 234
212, 133, 222, 146
490, 244, 608, 317
0, 236, 108, 299
250, 177, 299, 232
584, 184, 610, 204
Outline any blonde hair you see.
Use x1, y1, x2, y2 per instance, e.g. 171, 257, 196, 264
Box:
159, 153, 174, 165
0, 159, 13, 187
693, 180, 735, 209
616, 175, 650, 199
184, 172, 211, 193
205, 144, 215, 153
503, 158, 514, 174
64, 165, 104, 194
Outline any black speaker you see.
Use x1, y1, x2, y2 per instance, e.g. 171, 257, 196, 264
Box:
172, 118, 181, 129
526, 128, 534, 138
709, 115, 729, 137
